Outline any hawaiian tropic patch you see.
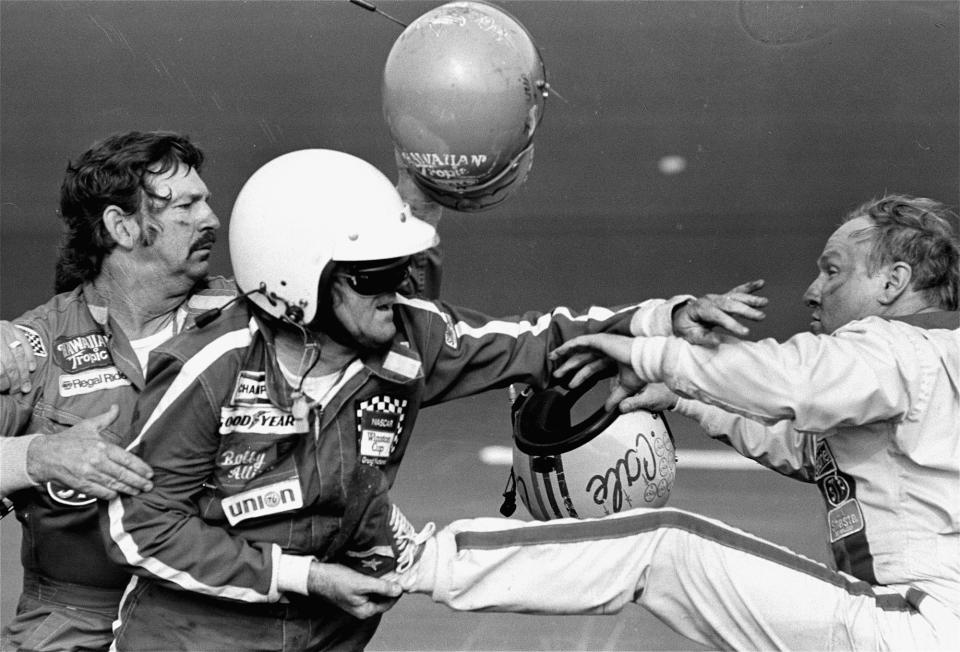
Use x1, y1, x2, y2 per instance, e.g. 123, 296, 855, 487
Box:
53, 331, 112, 372
53, 331, 130, 396
355, 395, 408, 466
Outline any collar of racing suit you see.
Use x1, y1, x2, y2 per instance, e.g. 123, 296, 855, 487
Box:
248, 309, 425, 412
888, 310, 959, 329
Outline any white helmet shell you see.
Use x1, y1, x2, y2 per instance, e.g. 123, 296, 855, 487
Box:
229, 149, 438, 324
510, 383, 677, 521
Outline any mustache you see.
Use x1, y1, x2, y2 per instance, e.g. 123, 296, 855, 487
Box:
190, 230, 217, 253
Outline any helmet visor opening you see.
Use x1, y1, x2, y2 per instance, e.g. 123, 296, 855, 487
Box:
335, 257, 411, 296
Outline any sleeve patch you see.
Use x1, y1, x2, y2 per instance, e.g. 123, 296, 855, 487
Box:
16, 325, 47, 357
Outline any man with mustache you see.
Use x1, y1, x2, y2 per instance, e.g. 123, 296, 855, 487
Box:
0, 134, 444, 651
0, 130, 234, 651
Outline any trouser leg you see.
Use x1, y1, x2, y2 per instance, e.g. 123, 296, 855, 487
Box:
0, 571, 121, 652
412, 508, 953, 651
111, 576, 380, 651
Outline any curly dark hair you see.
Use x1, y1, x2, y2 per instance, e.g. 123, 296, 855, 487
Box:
54, 131, 205, 293
844, 194, 959, 311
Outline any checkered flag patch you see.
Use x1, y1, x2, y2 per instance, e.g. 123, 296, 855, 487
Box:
16, 326, 47, 357
356, 395, 408, 454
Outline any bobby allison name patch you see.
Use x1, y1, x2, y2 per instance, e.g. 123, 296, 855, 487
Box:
356, 395, 408, 466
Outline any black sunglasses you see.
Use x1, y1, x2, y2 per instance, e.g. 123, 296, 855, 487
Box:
335, 258, 411, 296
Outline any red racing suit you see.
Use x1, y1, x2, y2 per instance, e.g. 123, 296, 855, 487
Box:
103, 296, 638, 607
0, 279, 236, 589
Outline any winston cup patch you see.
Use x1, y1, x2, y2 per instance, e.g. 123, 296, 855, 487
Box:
355, 395, 408, 466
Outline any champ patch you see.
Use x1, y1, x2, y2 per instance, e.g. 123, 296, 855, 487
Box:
221, 478, 303, 526
355, 395, 408, 466
53, 331, 112, 372
59, 367, 131, 397
219, 406, 303, 435
231, 370, 268, 404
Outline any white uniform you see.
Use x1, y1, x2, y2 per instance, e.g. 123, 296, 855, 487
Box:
401, 303, 960, 650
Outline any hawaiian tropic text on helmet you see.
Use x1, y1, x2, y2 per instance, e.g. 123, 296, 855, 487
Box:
229, 149, 438, 326
382, 1, 548, 212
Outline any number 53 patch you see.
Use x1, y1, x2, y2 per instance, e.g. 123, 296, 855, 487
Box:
355, 395, 408, 466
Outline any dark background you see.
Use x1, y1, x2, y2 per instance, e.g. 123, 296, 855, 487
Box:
2, 1, 958, 649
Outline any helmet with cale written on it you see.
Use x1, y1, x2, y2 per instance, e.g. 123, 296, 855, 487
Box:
229, 149, 438, 326
382, 1, 548, 212
507, 378, 677, 521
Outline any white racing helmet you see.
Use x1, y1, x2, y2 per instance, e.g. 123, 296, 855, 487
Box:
382, 1, 548, 212
229, 149, 438, 325
505, 379, 677, 521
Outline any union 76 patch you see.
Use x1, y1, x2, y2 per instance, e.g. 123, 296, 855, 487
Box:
355, 395, 408, 466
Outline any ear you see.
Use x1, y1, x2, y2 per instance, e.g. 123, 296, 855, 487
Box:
101, 205, 140, 250
878, 261, 913, 305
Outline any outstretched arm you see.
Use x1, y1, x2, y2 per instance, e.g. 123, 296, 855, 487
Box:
669, 279, 768, 346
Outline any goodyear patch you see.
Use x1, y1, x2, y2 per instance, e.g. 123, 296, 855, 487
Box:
219, 406, 303, 435
355, 395, 408, 466
15, 326, 47, 357
221, 478, 303, 526
59, 367, 131, 397
53, 331, 112, 372
231, 370, 268, 405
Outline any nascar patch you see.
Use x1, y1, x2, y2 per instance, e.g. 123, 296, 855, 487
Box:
53, 331, 112, 372
59, 367, 131, 397
219, 405, 304, 435
356, 395, 408, 466
221, 478, 303, 526
15, 325, 47, 357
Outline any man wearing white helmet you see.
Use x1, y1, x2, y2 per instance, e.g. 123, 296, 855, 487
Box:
100, 148, 665, 651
